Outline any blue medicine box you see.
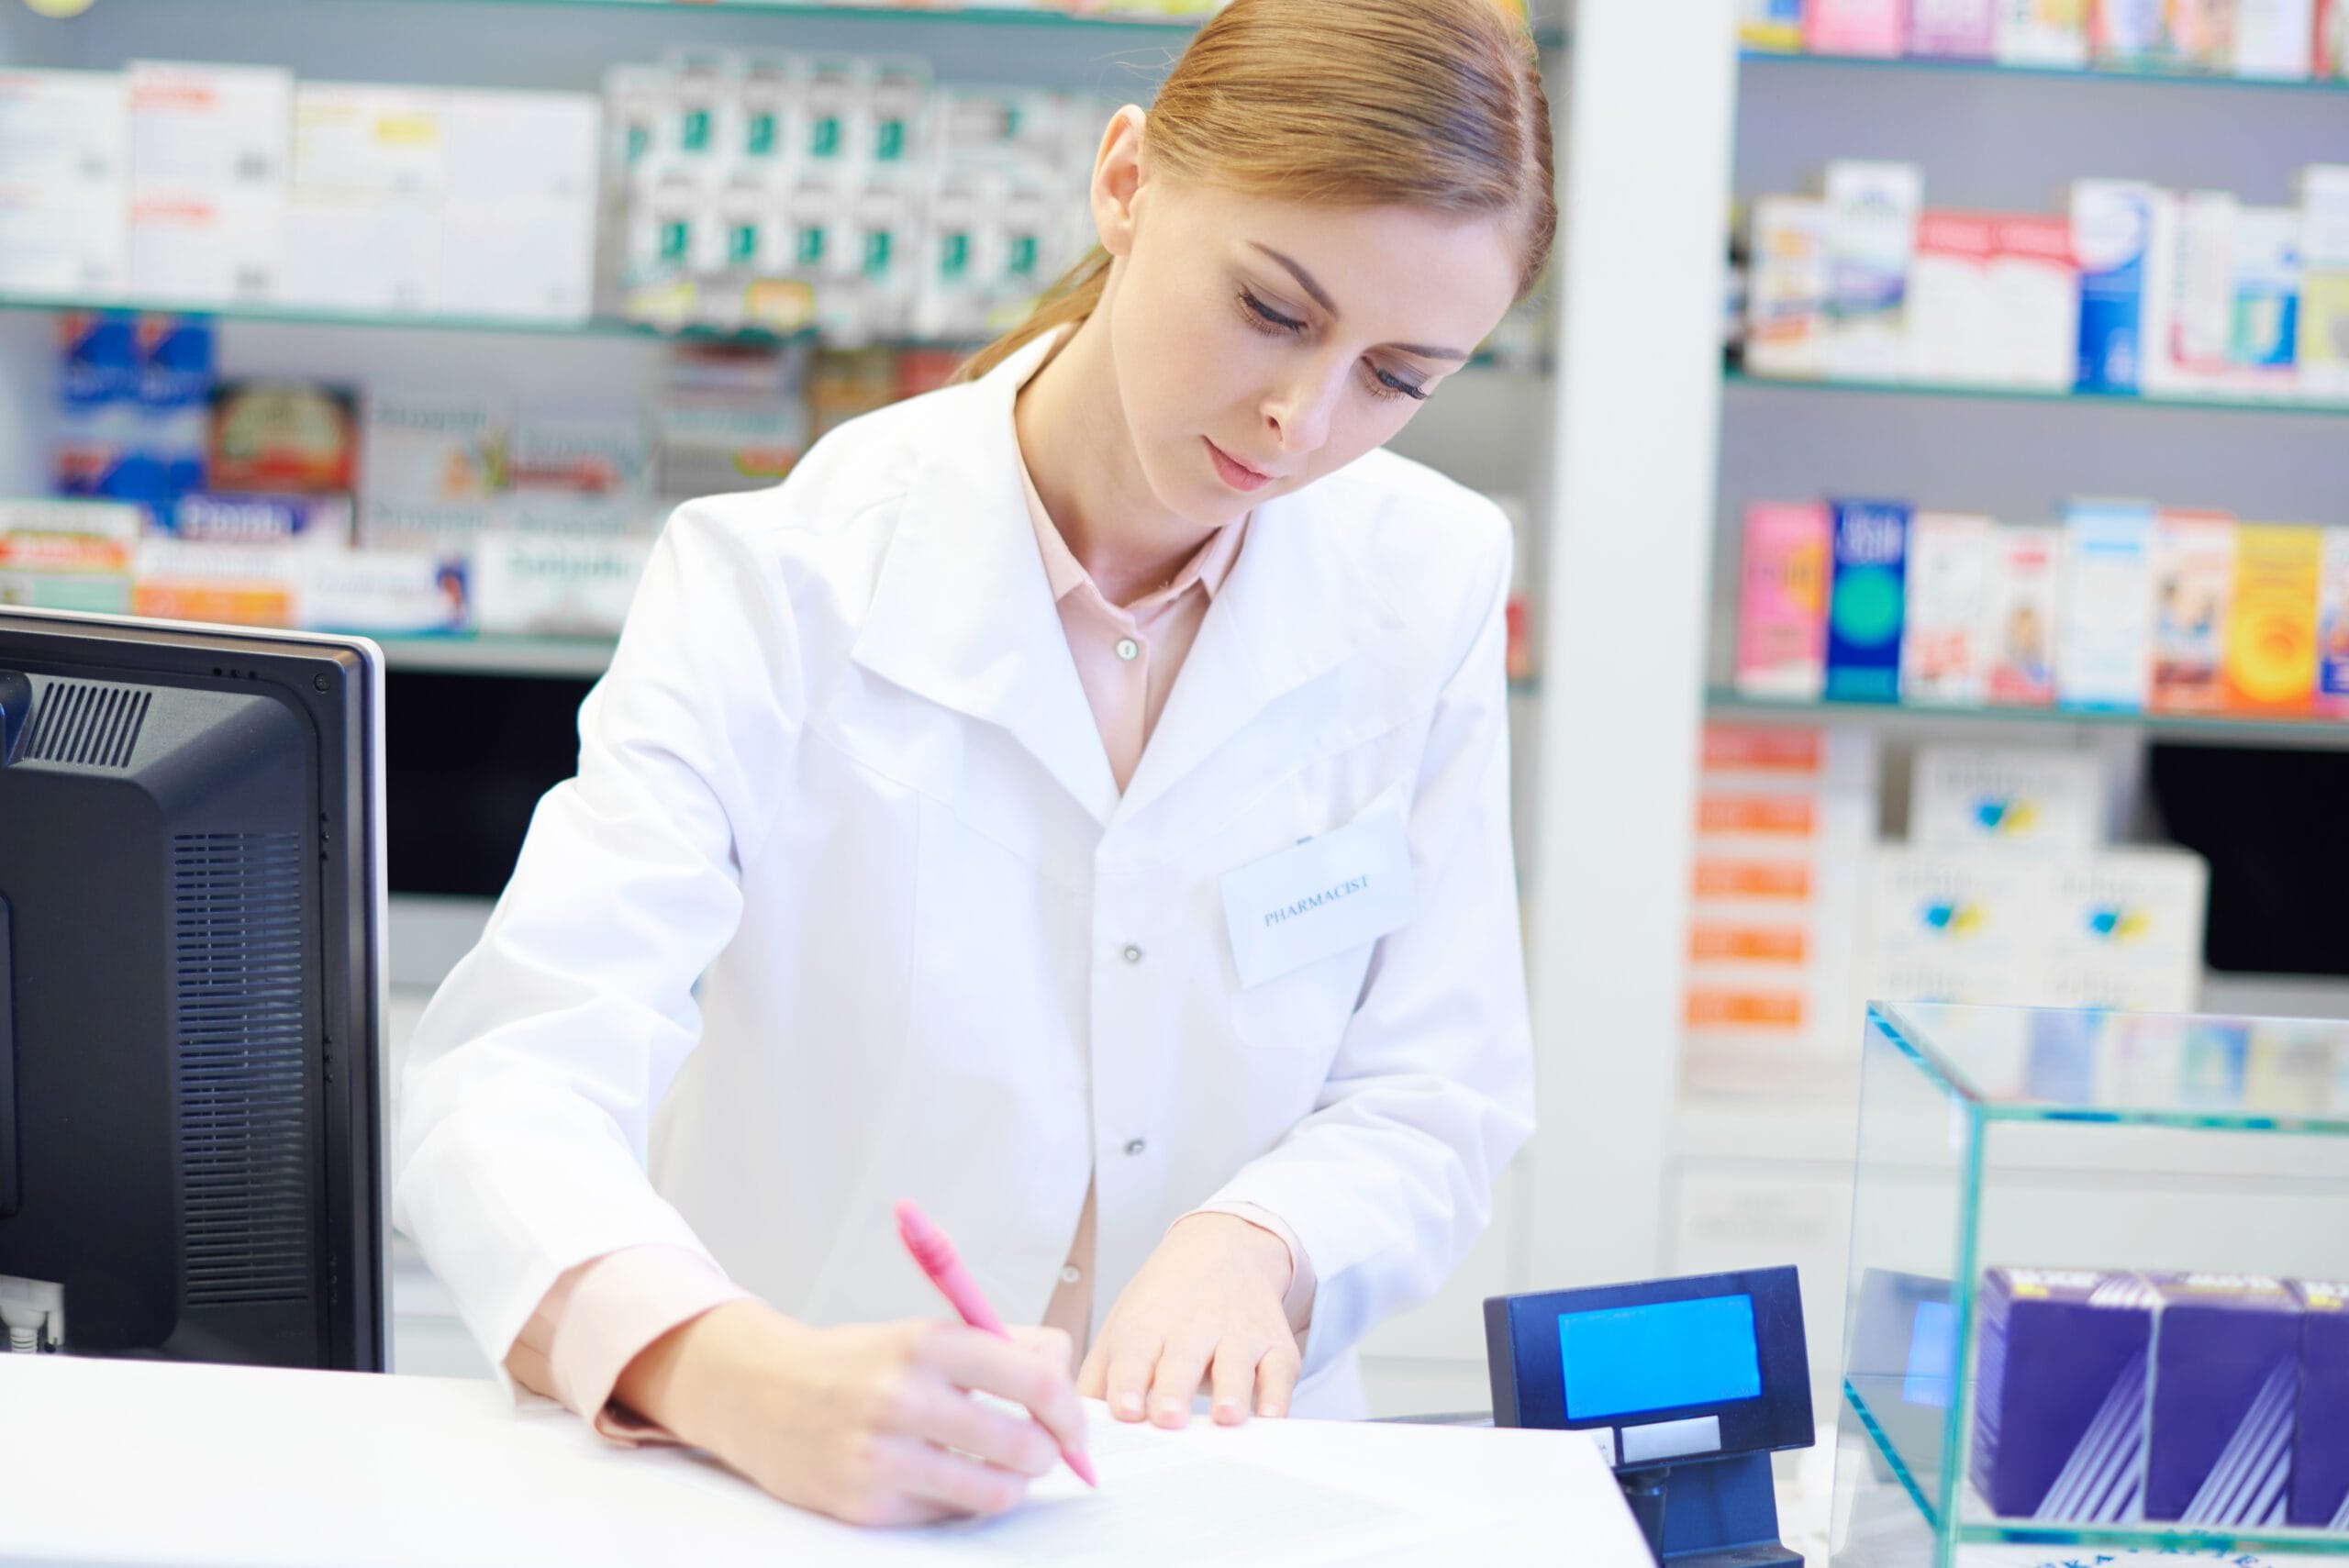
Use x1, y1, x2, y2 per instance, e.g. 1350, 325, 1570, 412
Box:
2143, 1273, 2300, 1527
2292, 1279, 2349, 1530
1972, 1268, 2154, 1522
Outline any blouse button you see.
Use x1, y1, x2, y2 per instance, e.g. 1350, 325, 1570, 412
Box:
1114, 637, 1141, 662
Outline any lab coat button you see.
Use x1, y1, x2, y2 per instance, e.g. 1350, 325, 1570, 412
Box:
1114, 637, 1141, 662
1120, 943, 1143, 964
1060, 1264, 1083, 1284
1123, 1138, 1147, 1157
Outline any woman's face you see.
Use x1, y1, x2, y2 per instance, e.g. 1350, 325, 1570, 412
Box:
1092, 111, 1524, 529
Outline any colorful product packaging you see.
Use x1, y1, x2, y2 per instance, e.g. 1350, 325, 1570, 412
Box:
130, 536, 302, 628
1825, 161, 1923, 382
1746, 196, 1830, 380
1908, 0, 1998, 57
1987, 213, 2079, 389
2232, 0, 2317, 77
2300, 166, 2349, 399
1826, 499, 1910, 702
2074, 181, 2158, 394
137, 314, 216, 519
1736, 502, 1831, 699
2143, 190, 2239, 397
1859, 849, 2042, 1006
2291, 1279, 2349, 1530
2091, 0, 2169, 63
2143, 1274, 2301, 1526
2230, 206, 2302, 395
1907, 211, 1998, 384
1971, 1269, 2154, 1522
125, 61, 292, 307
0, 498, 139, 614
362, 391, 509, 506
2320, 527, 2349, 716
1909, 743, 2106, 857
162, 492, 352, 550
2058, 499, 2155, 711
1997, 0, 2091, 64
1984, 523, 2062, 706
52, 310, 148, 506
2150, 508, 2235, 712
208, 379, 361, 495
2324, 0, 2349, 77
1900, 511, 1991, 703
299, 546, 470, 635
1806, 0, 1909, 53
509, 409, 652, 498
471, 532, 653, 637
2223, 523, 2322, 713
0, 68, 128, 297
1739, 0, 1808, 50
2038, 847, 2209, 1013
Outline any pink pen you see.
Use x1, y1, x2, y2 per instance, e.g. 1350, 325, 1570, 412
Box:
894, 1200, 1099, 1489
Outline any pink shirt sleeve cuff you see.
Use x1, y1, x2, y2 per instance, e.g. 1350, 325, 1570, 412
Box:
528, 1244, 756, 1446
1187, 1202, 1317, 1333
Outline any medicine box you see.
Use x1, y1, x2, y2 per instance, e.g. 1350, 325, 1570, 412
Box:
2292, 1279, 2349, 1529
2143, 1274, 2300, 1526
1972, 1268, 2154, 1521
2036, 847, 2208, 1014
2224, 523, 2321, 713
1807, 0, 1908, 54
1984, 524, 2061, 706
2074, 181, 2158, 395
1824, 161, 1923, 381
1826, 499, 1909, 702
1746, 196, 1830, 379
2320, 528, 2349, 716
1736, 502, 1831, 698
1997, 0, 2090, 64
1909, 743, 2105, 857
1901, 511, 1990, 703
2056, 498, 2154, 712
1987, 214, 2078, 389
2150, 508, 2234, 713
2299, 166, 2349, 398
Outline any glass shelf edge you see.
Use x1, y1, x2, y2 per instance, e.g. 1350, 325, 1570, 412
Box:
1723, 368, 2349, 419
1978, 1100, 2349, 1136
1704, 688, 2349, 749
1740, 46, 2349, 95
1840, 1377, 1946, 1533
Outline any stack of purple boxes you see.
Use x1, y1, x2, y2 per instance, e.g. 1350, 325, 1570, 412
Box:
1972, 1268, 2348, 1531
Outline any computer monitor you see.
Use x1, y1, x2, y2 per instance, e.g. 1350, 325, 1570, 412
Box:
0, 607, 386, 1371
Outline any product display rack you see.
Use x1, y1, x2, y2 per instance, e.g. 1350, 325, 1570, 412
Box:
1833, 1002, 2349, 1564
1740, 47, 2349, 96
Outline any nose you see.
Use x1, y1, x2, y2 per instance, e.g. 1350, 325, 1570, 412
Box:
1261, 355, 1347, 458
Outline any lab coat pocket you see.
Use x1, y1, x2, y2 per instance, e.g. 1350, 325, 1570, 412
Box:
1228, 942, 1374, 1054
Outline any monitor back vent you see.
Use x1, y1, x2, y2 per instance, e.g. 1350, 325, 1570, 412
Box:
22, 681, 150, 770
172, 832, 313, 1308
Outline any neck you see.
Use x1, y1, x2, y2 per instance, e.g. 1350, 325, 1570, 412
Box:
1012, 311, 1226, 608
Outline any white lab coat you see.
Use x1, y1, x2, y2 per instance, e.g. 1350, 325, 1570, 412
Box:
393, 332, 1535, 1418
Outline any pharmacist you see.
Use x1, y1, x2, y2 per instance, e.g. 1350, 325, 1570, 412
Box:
395, 0, 1553, 1530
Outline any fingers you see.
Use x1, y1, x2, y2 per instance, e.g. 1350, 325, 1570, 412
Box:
1008, 1323, 1075, 1377
1207, 1337, 1264, 1426
1255, 1340, 1302, 1418
918, 1326, 1089, 1464
1102, 1340, 1159, 1423
1074, 1338, 1108, 1400
869, 1432, 1031, 1520
1145, 1336, 1212, 1429
898, 1378, 1060, 1479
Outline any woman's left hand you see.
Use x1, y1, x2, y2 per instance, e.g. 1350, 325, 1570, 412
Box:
1076, 1213, 1301, 1428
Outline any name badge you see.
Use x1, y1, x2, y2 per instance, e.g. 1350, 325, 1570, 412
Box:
1219, 794, 1415, 990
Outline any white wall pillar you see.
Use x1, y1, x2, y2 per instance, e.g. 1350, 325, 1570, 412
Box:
1525, 0, 1741, 1289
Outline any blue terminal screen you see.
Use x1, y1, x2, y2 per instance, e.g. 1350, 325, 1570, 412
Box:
1556, 1294, 1763, 1420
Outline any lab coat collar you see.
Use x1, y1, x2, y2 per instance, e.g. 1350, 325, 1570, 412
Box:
852, 330, 1402, 830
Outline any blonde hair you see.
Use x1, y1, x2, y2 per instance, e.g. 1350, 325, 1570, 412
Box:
952, 0, 1556, 384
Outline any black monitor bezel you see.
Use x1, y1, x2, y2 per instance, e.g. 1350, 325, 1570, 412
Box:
1489, 1265, 1815, 1459
0, 609, 386, 1373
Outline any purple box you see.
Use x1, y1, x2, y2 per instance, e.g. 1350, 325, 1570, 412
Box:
2293, 1280, 2349, 1530
1906, 0, 1997, 58
2143, 1273, 2301, 1526
1973, 1268, 2154, 1520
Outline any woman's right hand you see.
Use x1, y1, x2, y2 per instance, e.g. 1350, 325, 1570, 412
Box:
611, 1300, 1090, 1527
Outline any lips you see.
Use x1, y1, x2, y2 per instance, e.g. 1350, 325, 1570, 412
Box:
1205, 438, 1275, 492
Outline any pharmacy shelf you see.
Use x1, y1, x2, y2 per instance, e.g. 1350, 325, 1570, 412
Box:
1707, 685, 2349, 751
1722, 367, 2349, 419
1739, 47, 2349, 95
374, 633, 616, 678
325, 0, 1573, 46
0, 290, 860, 348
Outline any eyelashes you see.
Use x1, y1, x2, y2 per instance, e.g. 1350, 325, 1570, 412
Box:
1234, 289, 1430, 403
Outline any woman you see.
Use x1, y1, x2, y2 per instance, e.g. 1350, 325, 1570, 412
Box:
395, 0, 1555, 1529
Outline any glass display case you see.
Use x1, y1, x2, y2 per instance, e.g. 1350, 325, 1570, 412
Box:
1832, 1003, 2349, 1565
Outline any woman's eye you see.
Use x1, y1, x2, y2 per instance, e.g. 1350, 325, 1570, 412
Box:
1368, 365, 1430, 403
1238, 289, 1305, 335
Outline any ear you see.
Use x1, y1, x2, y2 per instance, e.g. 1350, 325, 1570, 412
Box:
1090, 106, 1149, 260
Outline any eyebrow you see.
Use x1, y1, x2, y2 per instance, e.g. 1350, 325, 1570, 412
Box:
1245, 241, 1473, 363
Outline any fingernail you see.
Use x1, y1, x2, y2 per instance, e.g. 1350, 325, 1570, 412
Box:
1155, 1399, 1183, 1423
1214, 1401, 1239, 1424
1118, 1393, 1143, 1418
